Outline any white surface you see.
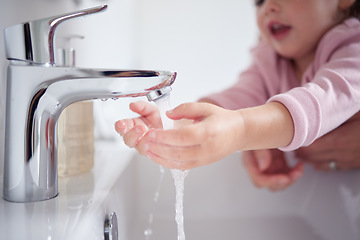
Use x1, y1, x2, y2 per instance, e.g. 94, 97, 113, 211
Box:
0, 141, 136, 240
1, 146, 359, 240
130, 153, 360, 240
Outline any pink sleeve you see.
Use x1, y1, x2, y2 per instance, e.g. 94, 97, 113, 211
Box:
269, 20, 360, 151
203, 42, 282, 110
203, 63, 270, 110
269, 58, 360, 151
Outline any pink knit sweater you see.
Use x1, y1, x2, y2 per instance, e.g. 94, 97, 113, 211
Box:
204, 18, 360, 151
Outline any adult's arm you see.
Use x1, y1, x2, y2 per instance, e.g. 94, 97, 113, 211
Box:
295, 111, 360, 171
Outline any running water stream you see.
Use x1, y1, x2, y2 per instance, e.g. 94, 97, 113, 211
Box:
153, 93, 189, 240
144, 165, 165, 240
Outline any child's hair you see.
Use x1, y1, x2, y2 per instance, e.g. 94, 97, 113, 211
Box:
348, 0, 360, 19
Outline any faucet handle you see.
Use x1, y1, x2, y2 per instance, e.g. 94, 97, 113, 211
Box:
4, 5, 107, 65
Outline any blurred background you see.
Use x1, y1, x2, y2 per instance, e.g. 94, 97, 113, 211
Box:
0, 0, 258, 175
1, 2, 360, 240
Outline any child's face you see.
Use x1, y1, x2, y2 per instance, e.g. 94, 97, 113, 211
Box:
256, 0, 343, 65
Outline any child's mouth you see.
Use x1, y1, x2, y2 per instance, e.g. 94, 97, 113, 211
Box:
269, 22, 291, 40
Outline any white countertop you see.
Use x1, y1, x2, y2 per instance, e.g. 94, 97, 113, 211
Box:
0, 141, 136, 240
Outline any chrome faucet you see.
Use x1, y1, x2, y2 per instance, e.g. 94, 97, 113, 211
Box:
3, 5, 176, 202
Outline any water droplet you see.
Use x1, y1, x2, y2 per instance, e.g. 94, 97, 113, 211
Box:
159, 165, 165, 174
153, 192, 159, 202
144, 228, 153, 237
55, 102, 61, 108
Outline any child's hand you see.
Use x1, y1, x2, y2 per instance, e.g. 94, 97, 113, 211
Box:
144, 102, 246, 170
114, 101, 162, 154
243, 149, 304, 191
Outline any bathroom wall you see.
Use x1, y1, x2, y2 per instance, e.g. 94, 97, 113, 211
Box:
0, 0, 138, 176
133, 0, 258, 106
0, 0, 257, 176
0, 0, 258, 171
76, 0, 258, 140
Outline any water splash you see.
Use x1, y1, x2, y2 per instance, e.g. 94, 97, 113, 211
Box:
154, 93, 189, 240
144, 165, 165, 240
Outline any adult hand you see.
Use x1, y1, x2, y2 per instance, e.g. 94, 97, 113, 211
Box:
114, 101, 162, 154
295, 111, 360, 171
243, 149, 304, 191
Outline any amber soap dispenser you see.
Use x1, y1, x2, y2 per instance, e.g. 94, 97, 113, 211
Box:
57, 47, 95, 177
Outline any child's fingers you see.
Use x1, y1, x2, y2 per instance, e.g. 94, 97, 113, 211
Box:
243, 152, 269, 188
266, 175, 291, 191
130, 101, 163, 128
144, 150, 187, 170
254, 149, 272, 171
122, 125, 148, 148
243, 151, 292, 191
114, 119, 135, 136
289, 162, 304, 181
166, 102, 217, 120
267, 163, 304, 191
130, 101, 159, 118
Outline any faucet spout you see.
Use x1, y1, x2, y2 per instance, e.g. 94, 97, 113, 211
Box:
3, 63, 176, 202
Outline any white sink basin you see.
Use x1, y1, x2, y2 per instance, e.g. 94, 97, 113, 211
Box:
130, 152, 360, 240
1, 145, 360, 240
